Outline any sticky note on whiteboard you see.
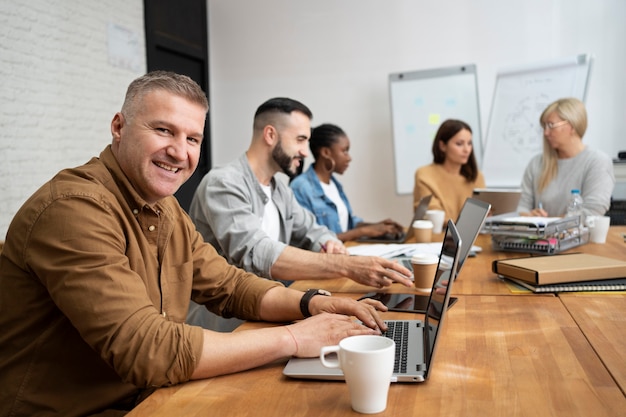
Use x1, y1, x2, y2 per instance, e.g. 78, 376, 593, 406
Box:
428, 114, 441, 125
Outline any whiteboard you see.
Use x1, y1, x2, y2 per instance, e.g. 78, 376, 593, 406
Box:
389, 64, 482, 195
482, 54, 592, 187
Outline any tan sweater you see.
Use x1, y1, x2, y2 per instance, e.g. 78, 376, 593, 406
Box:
413, 163, 485, 222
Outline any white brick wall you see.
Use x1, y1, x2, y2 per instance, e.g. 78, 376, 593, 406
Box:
0, 0, 145, 239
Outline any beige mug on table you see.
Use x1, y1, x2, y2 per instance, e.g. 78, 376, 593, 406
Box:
320, 335, 395, 414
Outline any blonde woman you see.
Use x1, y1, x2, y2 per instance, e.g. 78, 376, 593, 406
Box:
517, 97, 614, 217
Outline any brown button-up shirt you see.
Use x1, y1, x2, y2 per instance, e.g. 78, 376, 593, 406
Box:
0, 146, 282, 417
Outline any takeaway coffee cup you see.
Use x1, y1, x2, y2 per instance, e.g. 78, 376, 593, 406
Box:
412, 220, 433, 243
424, 209, 445, 234
320, 335, 395, 414
410, 253, 439, 291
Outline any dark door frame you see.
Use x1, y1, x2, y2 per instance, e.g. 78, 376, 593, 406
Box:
144, 0, 211, 212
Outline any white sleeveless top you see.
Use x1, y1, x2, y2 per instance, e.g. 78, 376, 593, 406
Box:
260, 183, 280, 241
320, 180, 349, 232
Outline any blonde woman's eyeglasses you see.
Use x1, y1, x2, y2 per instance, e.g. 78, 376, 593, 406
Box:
544, 120, 569, 130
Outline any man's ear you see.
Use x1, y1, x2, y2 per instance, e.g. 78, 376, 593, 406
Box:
111, 112, 124, 144
263, 124, 278, 146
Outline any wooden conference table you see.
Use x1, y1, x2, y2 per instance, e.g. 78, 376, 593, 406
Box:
128, 227, 626, 417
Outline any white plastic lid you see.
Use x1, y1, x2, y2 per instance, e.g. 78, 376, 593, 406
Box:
410, 253, 439, 265
412, 220, 433, 229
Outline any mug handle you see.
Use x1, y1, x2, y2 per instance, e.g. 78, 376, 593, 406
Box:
585, 215, 596, 228
320, 345, 341, 368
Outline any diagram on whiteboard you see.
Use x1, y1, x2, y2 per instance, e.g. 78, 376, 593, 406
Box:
501, 94, 550, 154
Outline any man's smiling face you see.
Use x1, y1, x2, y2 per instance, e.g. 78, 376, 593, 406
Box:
111, 89, 206, 205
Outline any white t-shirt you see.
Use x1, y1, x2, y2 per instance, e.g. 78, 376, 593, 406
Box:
260, 183, 280, 241
320, 180, 349, 232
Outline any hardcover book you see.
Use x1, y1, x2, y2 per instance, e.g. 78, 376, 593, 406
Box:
492, 253, 626, 285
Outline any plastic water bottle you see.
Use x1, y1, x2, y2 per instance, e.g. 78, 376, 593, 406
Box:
566, 189, 584, 226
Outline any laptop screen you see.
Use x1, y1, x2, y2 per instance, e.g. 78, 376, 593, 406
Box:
404, 194, 432, 237
472, 188, 520, 216
454, 198, 491, 273
423, 219, 461, 377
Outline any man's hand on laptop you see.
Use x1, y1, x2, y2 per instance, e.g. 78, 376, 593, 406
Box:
321, 239, 348, 255
309, 294, 389, 333
285, 297, 389, 357
285, 313, 383, 358
345, 256, 413, 288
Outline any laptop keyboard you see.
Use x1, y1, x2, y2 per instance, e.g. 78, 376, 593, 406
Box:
382, 321, 409, 373
401, 258, 413, 271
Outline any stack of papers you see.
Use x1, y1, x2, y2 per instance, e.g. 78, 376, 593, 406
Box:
485, 215, 562, 226
348, 243, 443, 259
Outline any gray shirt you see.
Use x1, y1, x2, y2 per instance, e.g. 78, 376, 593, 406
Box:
189, 153, 336, 280
517, 147, 614, 217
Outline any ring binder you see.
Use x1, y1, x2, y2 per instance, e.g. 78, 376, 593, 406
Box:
484, 215, 588, 254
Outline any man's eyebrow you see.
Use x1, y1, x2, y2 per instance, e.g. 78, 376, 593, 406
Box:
151, 119, 204, 139
148, 119, 173, 128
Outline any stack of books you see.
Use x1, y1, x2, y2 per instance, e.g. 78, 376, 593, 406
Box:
493, 253, 626, 293
483, 215, 588, 254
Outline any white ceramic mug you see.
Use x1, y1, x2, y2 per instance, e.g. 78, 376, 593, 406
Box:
587, 215, 611, 243
320, 335, 395, 414
424, 209, 445, 234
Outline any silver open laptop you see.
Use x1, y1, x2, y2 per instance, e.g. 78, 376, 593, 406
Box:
360, 197, 490, 313
283, 220, 462, 383
396, 196, 490, 273
454, 197, 491, 273
472, 188, 520, 216
356, 195, 432, 243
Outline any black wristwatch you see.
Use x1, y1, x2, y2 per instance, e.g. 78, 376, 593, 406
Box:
299, 289, 331, 318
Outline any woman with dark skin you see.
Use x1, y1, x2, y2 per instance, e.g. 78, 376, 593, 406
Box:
291, 123, 404, 242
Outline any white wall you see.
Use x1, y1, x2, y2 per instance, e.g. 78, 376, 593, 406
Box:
1, 0, 624, 239
0, 0, 145, 239
207, 0, 626, 224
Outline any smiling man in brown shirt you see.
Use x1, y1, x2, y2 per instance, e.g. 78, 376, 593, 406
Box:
0, 71, 388, 417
